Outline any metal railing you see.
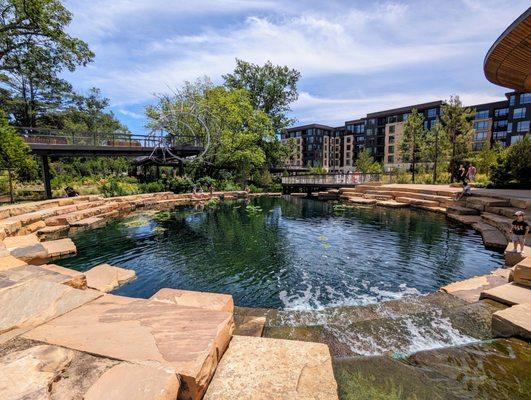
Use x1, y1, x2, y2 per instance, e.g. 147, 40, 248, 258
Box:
282, 173, 381, 185
16, 127, 202, 148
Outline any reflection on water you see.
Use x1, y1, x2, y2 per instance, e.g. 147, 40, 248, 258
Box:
61, 196, 503, 309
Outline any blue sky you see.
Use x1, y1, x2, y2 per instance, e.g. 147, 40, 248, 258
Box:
63, 0, 529, 134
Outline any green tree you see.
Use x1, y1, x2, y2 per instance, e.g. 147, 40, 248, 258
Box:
421, 122, 450, 183
0, 0, 92, 64
506, 136, 531, 187
399, 108, 426, 183
0, 0, 93, 126
471, 141, 504, 174
0, 112, 36, 202
437, 95, 475, 182
355, 149, 381, 174
223, 59, 300, 131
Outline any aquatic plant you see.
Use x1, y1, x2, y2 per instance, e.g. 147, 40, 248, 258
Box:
153, 211, 172, 222
245, 204, 262, 214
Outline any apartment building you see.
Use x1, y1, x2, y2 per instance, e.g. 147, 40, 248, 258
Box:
281, 91, 531, 172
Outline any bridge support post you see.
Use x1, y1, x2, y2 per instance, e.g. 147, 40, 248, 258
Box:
41, 155, 52, 199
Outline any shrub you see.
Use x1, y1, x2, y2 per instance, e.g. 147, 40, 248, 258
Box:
506, 136, 531, 187
99, 178, 139, 197
166, 176, 195, 193
138, 181, 165, 193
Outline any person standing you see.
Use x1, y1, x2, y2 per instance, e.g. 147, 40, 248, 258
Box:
458, 164, 467, 183
509, 211, 529, 254
467, 164, 477, 183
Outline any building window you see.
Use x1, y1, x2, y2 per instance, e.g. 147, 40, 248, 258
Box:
402, 113, 410, 122
516, 121, 530, 132
513, 107, 526, 119
473, 121, 488, 130
509, 95, 515, 106
427, 108, 437, 118
473, 132, 487, 141
511, 135, 525, 144
423, 121, 429, 129
508, 122, 513, 132
389, 136, 395, 144
494, 108, 508, 117
472, 143, 484, 151
387, 156, 394, 163
521, 93, 531, 104
388, 145, 394, 154
475, 110, 489, 119
493, 131, 507, 140
494, 120, 507, 129
389, 125, 395, 134
388, 116, 397, 123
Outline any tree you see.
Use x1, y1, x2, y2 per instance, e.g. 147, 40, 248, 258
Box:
0, 0, 93, 126
0, 112, 36, 202
223, 59, 300, 131
0, 0, 93, 64
399, 108, 426, 183
506, 136, 531, 187
421, 122, 450, 183
355, 148, 381, 174
437, 95, 475, 182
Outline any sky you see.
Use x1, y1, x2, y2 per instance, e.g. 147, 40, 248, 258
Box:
62, 0, 529, 134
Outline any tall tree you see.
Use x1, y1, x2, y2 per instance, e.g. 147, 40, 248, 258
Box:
399, 108, 426, 183
222, 59, 300, 132
0, 0, 93, 126
354, 148, 381, 174
0, 0, 92, 63
437, 95, 475, 182
0, 111, 36, 202
421, 121, 450, 183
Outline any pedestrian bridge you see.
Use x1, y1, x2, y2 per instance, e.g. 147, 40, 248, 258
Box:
281, 173, 380, 194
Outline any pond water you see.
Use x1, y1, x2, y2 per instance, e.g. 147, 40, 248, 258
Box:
61, 196, 503, 309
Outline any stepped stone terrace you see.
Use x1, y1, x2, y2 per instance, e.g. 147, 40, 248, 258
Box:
0, 185, 530, 399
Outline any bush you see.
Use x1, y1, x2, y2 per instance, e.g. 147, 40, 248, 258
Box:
138, 181, 165, 193
489, 137, 530, 188
166, 176, 195, 193
99, 178, 139, 197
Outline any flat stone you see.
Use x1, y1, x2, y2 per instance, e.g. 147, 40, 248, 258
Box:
9, 243, 48, 263
24, 294, 234, 400
151, 288, 234, 313
480, 282, 531, 305
40, 263, 87, 289
446, 205, 479, 215
492, 303, 531, 340
0, 343, 76, 399
346, 197, 377, 205
446, 213, 481, 225
513, 263, 531, 287
2, 233, 40, 250
36, 225, 69, 241
375, 200, 407, 208
472, 222, 507, 250
0, 280, 101, 344
441, 273, 508, 303
0, 337, 120, 400
84, 362, 180, 400
204, 335, 338, 400
0, 264, 83, 291
41, 238, 77, 258
233, 315, 266, 337
504, 244, 531, 266
0, 255, 27, 271
70, 216, 105, 228
85, 263, 136, 292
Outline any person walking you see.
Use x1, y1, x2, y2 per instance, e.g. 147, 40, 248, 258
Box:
467, 164, 477, 183
458, 164, 467, 183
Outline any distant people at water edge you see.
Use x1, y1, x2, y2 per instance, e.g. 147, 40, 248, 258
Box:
458, 164, 467, 183
509, 211, 528, 254
64, 186, 79, 197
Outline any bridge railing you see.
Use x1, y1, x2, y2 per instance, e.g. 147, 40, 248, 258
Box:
16, 127, 162, 148
281, 173, 380, 186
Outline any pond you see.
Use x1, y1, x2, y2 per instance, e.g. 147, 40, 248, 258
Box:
61, 196, 503, 309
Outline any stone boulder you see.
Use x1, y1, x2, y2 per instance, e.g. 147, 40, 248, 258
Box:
85, 263, 136, 292
151, 288, 234, 313
204, 335, 338, 400
492, 302, 531, 340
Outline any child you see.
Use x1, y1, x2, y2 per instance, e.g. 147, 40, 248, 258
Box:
509, 211, 529, 253
454, 181, 472, 201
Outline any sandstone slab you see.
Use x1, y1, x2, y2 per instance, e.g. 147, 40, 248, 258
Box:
504, 244, 531, 266
0, 280, 101, 343
513, 263, 531, 287
41, 238, 77, 258
492, 302, 531, 340
151, 288, 234, 313
24, 294, 234, 400
85, 263, 136, 292
441, 273, 508, 303
204, 335, 338, 400
9, 242, 48, 263
0, 264, 84, 290
2, 233, 40, 250
84, 362, 180, 400
0, 255, 27, 271
233, 315, 266, 337
446, 213, 481, 225
480, 282, 531, 305
40, 263, 86, 289
36, 225, 69, 241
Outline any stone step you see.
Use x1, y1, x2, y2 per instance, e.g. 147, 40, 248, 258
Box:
446, 213, 482, 225
70, 216, 105, 228
504, 244, 531, 266
492, 302, 531, 340
413, 205, 447, 213
365, 190, 454, 205
395, 197, 439, 207
41, 238, 77, 258
510, 198, 531, 210
363, 193, 394, 200
36, 225, 69, 241
481, 212, 513, 233
24, 293, 234, 400
375, 200, 408, 208
513, 262, 531, 287
346, 197, 377, 205
203, 335, 338, 400
44, 203, 119, 226
150, 288, 234, 313
0, 195, 101, 219
466, 196, 511, 212
485, 206, 523, 218
471, 222, 507, 250
441, 271, 510, 303
446, 205, 480, 215
480, 282, 531, 305
84, 263, 136, 293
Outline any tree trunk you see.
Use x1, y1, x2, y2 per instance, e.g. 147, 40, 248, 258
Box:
450, 132, 456, 183
8, 168, 14, 203
432, 130, 439, 184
